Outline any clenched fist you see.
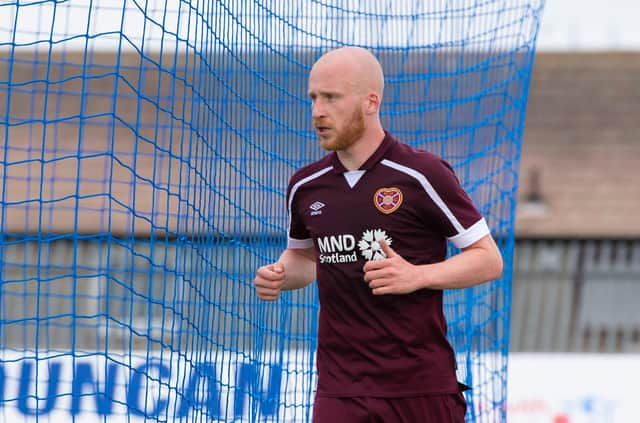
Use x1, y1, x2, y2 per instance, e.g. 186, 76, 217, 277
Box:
253, 263, 285, 301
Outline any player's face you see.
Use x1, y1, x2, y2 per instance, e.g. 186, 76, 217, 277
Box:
308, 69, 366, 151
324, 105, 365, 151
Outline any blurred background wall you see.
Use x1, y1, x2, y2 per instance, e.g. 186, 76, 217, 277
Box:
509, 1, 640, 421
512, 0, 640, 354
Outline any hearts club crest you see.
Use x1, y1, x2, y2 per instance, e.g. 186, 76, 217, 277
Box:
374, 187, 403, 214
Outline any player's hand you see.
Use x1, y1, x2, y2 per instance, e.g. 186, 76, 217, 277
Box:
362, 240, 421, 295
253, 263, 285, 301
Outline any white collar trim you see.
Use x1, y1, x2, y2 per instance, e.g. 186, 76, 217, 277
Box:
343, 170, 366, 188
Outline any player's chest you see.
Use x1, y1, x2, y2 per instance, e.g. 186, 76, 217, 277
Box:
297, 174, 420, 236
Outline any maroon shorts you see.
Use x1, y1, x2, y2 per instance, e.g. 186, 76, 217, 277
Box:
312, 391, 467, 423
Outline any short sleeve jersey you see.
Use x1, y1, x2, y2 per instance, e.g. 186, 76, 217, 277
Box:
286, 132, 490, 397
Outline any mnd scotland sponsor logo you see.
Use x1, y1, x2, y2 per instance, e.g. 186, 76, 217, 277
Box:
317, 229, 391, 264
317, 234, 358, 264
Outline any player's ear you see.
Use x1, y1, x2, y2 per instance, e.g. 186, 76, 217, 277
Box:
365, 92, 381, 115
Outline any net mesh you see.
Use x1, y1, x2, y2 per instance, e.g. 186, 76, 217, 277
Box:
0, 1, 544, 421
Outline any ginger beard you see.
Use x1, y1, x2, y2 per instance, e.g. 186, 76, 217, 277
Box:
316, 105, 366, 152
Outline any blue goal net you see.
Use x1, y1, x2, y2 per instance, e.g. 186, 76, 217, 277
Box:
0, 1, 544, 421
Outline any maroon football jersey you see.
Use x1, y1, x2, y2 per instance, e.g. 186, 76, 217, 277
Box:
286, 132, 490, 397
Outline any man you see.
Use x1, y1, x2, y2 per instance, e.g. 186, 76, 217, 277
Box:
252, 47, 503, 422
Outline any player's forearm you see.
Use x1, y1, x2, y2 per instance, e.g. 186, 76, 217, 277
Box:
279, 248, 316, 290
418, 236, 503, 290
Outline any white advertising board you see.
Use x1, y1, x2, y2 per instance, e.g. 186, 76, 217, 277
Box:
0, 350, 315, 422
0, 352, 638, 422
507, 354, 639, 423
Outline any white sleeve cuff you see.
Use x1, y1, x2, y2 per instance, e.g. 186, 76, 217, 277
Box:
447, 218, 490, 249
287, 237, 314, 249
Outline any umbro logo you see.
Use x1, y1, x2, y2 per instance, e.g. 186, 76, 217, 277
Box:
309, 201, 325, 216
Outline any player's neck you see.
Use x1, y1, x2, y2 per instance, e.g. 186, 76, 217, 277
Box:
336, 125, 385, 171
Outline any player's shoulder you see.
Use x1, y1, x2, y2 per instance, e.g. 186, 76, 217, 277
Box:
386, 139, 454, 178
288, 154, 334, 188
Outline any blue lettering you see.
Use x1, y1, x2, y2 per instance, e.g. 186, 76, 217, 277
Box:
17, 361, 62, 415
127, 361, 171, 417
71, 362, 118, 415
234, 363, 282, 418
234, 363, 255, 418
263, 364, 282, 415
0, 363, 4, 407
177, 362, 219, 419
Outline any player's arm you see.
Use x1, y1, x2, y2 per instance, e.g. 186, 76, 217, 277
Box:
363, 234, 503, 295
416, 233, 502, 290
253, 247, 316, 301
279, 247, 316, 290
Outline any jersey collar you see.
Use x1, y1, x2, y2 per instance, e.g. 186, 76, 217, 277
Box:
330, 130, 395, 174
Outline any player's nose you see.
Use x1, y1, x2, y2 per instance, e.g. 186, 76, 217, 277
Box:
311, 100, 327, 119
